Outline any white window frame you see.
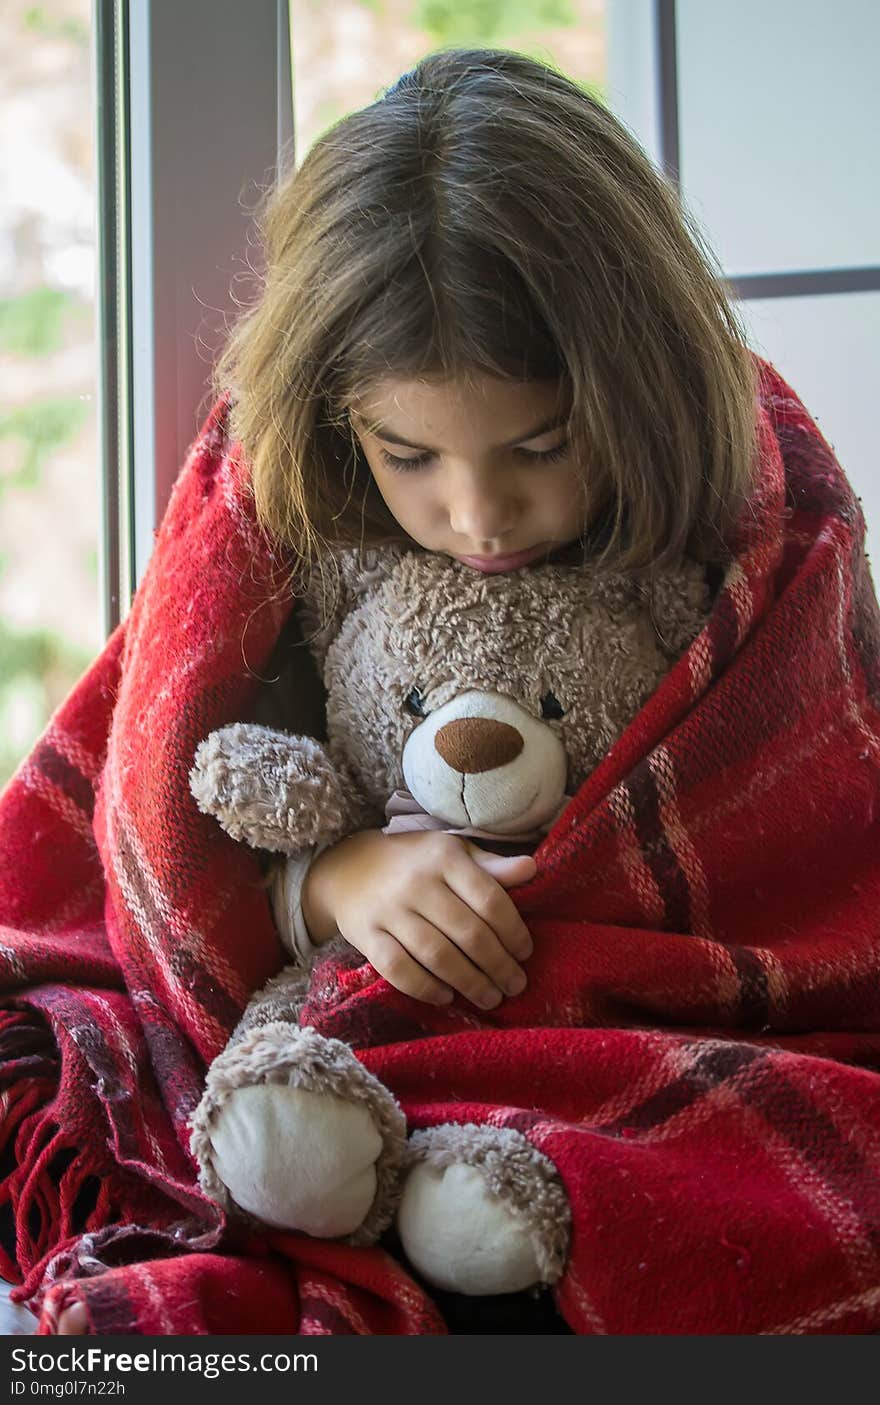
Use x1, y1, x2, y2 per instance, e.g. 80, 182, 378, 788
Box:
94, 0, 293, 635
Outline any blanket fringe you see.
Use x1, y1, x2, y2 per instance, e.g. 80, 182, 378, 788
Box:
0, 1009, 84, 1284
0, 1007, 222, 1318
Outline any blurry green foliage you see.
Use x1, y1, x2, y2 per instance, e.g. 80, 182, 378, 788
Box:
0, 618, 60, 681
22, 5, 89, 46
0, 390, 95, 787
412, 0, 575, 44
2, 12, 107, 788
0, 287, 88, 357
0, 618, 93, 791
0, 397, 91, 494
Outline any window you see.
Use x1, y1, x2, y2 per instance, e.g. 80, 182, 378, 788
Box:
0, 0, 99, 789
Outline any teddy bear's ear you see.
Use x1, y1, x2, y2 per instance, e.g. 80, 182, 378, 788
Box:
294, 544, 406, 672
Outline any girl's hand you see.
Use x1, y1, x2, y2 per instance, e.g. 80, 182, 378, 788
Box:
301, 828, 536, 1009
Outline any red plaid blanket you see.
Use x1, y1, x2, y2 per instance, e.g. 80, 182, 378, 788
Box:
1, 354, 879, 1335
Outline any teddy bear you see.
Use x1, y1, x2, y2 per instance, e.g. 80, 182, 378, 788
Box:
187, 543, 713, 1295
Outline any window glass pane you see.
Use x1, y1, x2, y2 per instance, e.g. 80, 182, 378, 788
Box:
738, 290, 880, 571
677, 0, 880, 275
289, 1, 608, 162
0, 0, 99, 788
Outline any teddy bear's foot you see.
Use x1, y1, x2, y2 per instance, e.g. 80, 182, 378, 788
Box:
189, 1023, 408, 1243
209, 1083, 382, 1238
395, 1123, 571, 1296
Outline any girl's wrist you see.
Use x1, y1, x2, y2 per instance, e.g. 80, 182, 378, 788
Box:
301, 829, 381, 946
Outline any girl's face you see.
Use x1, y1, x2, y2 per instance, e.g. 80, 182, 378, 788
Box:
348, 373, 589, 572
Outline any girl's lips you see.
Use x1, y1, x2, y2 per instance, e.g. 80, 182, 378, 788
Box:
455, 544, 549, 573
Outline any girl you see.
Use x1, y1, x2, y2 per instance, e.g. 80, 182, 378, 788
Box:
56, 42, 759, 1334
221, 43, 757, 1015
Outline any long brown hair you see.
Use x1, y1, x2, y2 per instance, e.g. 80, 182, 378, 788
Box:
212, 46, 759, 605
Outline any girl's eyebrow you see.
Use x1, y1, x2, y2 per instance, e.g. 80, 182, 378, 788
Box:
358, 411, 568, 453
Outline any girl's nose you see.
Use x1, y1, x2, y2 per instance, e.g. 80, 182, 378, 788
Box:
448, 479, 516, 544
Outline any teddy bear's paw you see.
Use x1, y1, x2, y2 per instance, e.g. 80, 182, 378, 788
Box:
395, 1123, 571, 1296
209, 1084, 382, 1237
189, 723, 350, 852
189, 1023, 408, 1243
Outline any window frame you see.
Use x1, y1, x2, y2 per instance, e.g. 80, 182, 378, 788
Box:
94, 0, 293, 634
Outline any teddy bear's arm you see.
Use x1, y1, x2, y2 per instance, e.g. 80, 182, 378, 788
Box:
189, 722, 358, 853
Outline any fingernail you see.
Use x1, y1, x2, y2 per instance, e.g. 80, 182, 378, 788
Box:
517, 938, 533, 959
476, 988, 503, 1010
436, 989, 454, 1004
505, 970, 527, 997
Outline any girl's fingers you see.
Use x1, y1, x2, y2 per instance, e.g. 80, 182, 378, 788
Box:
467, 849, 538, 888
418, 887, 528, 998
361, 928, 454, 1006
392, 914, 505, 1009
365, 922, 504, 1010
448, 847, 535, 961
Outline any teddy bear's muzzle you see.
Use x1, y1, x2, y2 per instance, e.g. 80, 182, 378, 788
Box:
402, 688, 568, 834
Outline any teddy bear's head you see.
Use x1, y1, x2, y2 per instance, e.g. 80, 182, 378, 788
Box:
189, 545, 715, 854
310, 545, 713, 835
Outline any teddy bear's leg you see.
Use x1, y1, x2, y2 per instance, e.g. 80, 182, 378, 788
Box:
189, 1019, 408, 1244
395, 1123, 571, 1296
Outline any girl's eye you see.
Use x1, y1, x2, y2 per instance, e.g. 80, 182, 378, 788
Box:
379, 448, 433, 472
541, 690, 565, 720
378, 441, 569, 473
522, 441, 569, 465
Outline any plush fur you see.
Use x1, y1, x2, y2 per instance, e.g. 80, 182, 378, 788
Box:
187, 545, 713, 1292
192, 546, 712, 845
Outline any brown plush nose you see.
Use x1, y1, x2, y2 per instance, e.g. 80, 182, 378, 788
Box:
433, 717, 524, 774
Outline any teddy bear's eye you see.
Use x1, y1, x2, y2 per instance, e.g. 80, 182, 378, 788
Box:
404, 687, 428, 718
540, 690, 565, 720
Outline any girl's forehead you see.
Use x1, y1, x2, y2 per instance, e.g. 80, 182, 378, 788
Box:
348, 373, 569, 430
